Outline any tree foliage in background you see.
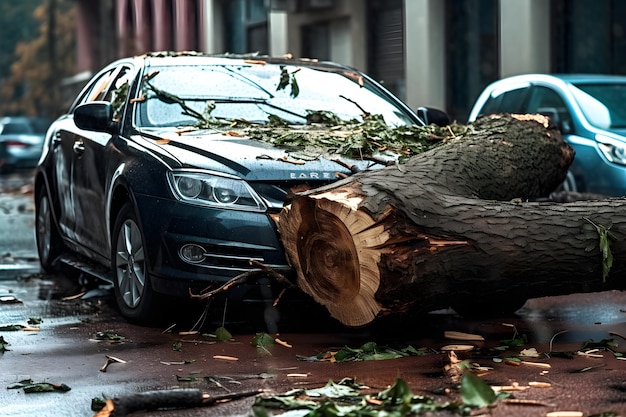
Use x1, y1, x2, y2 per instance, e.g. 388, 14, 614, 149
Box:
0, 1, 42, 80
0, 0, 76, 119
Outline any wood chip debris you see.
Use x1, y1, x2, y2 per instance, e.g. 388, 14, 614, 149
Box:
444, 331, 485, 341
274, 337, 292, 348
546, 412, 583, 417
213, 355, 239, 361
440, 344, 475, 352
576, 349, 603, 358
22, 327, 40, 332
100, 355, 127, 372
492, 381, 552, 392
520, 361, 551, 369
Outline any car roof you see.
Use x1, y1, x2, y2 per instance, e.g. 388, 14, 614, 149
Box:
132, 51, 354, 72
494, 73, 626, 85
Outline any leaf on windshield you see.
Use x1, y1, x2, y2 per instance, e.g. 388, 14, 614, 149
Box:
276, 66, 300, 98
0, 335, 10, 352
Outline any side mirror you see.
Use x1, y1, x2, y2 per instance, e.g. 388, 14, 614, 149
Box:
416, 106, 451, 127
74, 101, 114, 133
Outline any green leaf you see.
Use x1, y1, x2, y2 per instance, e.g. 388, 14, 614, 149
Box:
377, 378, 414, 405
0, 324, 24, 331
172, 341, 182, 351
91, 396, 107, 411
0, 335, 10, 352
251, 333, 274, 349
290, 75, 300, 98
215, 326, 232, 342
276, 66, 290, 92
460, 372, 496, 408
584, 217, 616, 283
23, 382, 71, 393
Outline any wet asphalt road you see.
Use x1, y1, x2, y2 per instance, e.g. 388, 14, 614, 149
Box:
2, 171, 626, 417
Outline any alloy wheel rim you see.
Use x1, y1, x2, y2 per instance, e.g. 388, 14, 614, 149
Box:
115, 219, 146, 308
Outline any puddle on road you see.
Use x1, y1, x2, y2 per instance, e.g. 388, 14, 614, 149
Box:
1, 269, 626, 352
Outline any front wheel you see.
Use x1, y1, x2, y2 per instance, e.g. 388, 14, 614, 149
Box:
35, 189, 63, 272
112, 203, 161, 323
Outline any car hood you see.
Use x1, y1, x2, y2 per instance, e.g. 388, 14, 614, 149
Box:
137, 127, 379, 181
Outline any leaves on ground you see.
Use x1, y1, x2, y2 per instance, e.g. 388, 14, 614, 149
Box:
254, 377, 465, 416
313, 342, 433, 362
215, 326, 232, 342
252, 332, 275, 354
92, 332, 126, 343
7, 379, 71, 393
0, 324, 25, 331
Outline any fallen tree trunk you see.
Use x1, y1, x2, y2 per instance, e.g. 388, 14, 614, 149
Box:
277, 114, 626, 327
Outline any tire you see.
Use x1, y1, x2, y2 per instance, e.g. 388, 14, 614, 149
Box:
35, 189, 63, 272
556, 170, 578, 193
111, 203, 161, 323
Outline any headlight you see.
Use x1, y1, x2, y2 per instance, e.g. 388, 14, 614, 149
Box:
168, 171, 267, 212
597, 134, 626, 165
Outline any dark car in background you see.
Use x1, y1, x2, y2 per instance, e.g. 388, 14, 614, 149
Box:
468, 74, 626, 196
0, 116, 51, 173
34, 52, 426, 323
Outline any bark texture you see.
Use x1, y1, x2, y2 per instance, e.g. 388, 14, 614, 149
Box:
277, 114, 626, 327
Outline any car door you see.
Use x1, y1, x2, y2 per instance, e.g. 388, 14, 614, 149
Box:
71, 65, 134, 258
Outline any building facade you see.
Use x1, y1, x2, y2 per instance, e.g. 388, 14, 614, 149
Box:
74, 0, 626, 122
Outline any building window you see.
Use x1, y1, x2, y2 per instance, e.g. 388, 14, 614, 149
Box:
302, 22, 330, 61
552, 0, 626, 74
222, 0, 268, 55
366, 0, 405, 101
445, 0, 498, 123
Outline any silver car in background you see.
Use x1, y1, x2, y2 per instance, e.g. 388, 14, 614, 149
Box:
0, 116, 51, 173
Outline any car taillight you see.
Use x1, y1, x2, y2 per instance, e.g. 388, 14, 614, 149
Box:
5, 141, 31, 149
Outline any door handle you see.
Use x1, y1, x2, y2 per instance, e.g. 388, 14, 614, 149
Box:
73, 140, 85, 155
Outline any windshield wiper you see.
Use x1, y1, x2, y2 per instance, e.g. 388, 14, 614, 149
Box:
210, 97, 307, 121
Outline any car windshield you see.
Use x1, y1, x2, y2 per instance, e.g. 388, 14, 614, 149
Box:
570, 82, 626, 129
135, 63, 415, 128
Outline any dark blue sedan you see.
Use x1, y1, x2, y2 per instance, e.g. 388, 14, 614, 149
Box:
34, 52, 424, 323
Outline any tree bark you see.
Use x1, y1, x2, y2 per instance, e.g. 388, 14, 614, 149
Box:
277, 114, 626, 327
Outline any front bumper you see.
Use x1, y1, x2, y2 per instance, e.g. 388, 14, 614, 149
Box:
133, 194, 292, 297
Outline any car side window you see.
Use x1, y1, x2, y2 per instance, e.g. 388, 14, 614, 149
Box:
526, 86, 573, 133
74, 65, 132, 121
480, 87, 528, 115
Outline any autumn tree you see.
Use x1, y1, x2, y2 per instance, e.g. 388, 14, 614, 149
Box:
0, 0, 76, 119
